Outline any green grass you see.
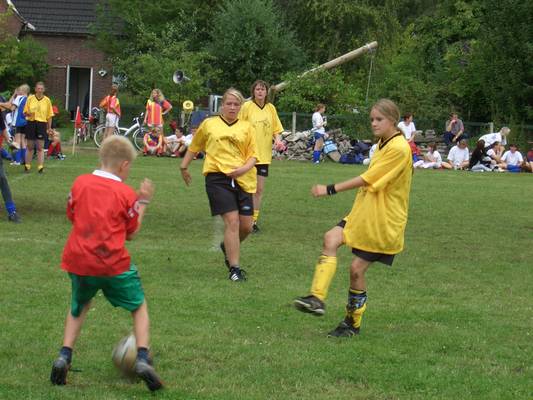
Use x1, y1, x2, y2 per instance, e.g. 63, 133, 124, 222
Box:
0, 152, 532, 399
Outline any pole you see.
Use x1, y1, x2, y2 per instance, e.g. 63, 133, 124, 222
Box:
292, 112, 296, 135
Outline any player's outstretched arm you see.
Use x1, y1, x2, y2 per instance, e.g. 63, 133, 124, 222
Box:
311, 176, 367, 198
127, 178, 154, 240
180, 151, 196, 186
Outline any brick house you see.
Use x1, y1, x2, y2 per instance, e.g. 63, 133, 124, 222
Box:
4, 0, 112, 118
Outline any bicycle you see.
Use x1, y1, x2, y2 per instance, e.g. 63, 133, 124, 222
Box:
93, 113, 146, 151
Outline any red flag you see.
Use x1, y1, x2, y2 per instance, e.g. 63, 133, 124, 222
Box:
74, 106, 82, 129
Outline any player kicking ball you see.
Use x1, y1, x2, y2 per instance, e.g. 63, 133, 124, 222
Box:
50, 136, 163, 391
294, 99, 413, 337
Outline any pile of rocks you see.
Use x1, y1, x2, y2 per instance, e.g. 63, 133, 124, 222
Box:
274, 129, 354, 161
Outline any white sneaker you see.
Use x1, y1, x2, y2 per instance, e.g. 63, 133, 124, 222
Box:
10, 161, 20, 166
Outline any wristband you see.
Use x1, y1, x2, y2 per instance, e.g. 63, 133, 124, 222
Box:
137, 199, 150, 205
326, 184, 337, 195
180, 167, 188, 171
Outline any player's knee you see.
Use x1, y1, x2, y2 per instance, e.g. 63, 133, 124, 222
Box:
323, 229, 342, 252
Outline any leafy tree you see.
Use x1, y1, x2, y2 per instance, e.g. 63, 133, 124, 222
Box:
208, 0, 306, 93
0, 12, 48, 91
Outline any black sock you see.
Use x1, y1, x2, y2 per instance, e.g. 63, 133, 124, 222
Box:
137, 347, 149, 362
59, 346, 72, 363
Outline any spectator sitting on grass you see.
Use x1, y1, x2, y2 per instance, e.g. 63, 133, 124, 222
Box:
163, 121, 186, 157
469, 140, 492, 172
523, 145, 533, 173
47, 129, 65, 160
442, 139, 469, 170
500, 144, 524, 172
143, 127, 163, 156
486, 141, 504, 167
413, 142, 442, 169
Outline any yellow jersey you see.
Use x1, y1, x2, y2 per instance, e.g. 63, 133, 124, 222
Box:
23, 95, 54, 123
189, 116, 258, 193
238, 100, 283, 164
343, 132, 412, 254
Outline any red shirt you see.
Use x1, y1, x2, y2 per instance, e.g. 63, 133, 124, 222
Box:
145, 99, 171, 126
61, 171, 140, 276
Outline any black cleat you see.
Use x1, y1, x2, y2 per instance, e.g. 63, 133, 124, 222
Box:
38, 166, 44, 174
327, 318, 360, 337
294, 295, 325, 316
135, 359, 164, 391
50, 356, 71, 385
219, 242, 230, 269
229, 267, 247, 282
8, 212, 21, 223
252, 222, 260, 233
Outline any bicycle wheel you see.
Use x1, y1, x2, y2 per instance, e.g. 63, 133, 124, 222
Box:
93, 125, 106, 148
132, 128, 145, 152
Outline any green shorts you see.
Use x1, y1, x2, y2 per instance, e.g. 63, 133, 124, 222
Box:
69, 264, 145, 317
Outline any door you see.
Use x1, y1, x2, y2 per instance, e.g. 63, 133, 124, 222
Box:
67, 67, 91, 119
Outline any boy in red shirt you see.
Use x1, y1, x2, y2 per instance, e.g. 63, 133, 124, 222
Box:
50, 136, 163, 391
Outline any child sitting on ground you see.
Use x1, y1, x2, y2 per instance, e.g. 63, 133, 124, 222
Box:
47, 129, 65, 160
163, 121, 187, 157
50, 136, 163, 391
413, 142, 442, 169
143, 126, 163, 156
500, 144, 524, 172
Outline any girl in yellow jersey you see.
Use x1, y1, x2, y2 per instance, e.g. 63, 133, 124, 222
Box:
23, 82, 54, 173
238, 80, 284, 233
180, 88, 258, 282
294, 99, 413, 337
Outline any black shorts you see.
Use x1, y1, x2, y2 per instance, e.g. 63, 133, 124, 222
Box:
16, 126, 25, 134
25, 121, 47, 140
336, 219, 395, 266
256, 164, 269, 177
205, 173, 254, 216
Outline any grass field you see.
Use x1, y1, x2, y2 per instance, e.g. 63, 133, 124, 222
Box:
0, 151, 532, 399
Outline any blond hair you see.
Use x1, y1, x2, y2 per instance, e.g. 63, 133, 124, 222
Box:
315, 103, 326, 112
152, 88, 164, 102
500, 126, 510, 136
222, 88, 244, 105
99, 136, 137, 169
18, 84, 30, 95
371, 99, 400, 124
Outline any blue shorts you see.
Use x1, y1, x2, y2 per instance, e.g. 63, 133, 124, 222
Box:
314, 131, 325, 141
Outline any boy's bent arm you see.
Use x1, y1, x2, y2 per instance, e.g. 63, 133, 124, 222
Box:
127, 178, 154, 240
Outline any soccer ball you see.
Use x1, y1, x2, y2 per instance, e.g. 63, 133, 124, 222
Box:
112, 334, 137, 377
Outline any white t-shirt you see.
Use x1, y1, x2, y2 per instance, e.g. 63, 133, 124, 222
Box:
447, 145, 469, 165
165, 134, 185, 143
312, 112, 325, 134
501, 150, 523, 166
397, 121, 416, 141
479, 132, 507, 147
427, 150, 442, 165
183, 134, 194, 147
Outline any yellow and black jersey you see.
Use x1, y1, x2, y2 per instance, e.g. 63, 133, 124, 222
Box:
24, 95, 54, 123
343, 132, 413, 254
238, 100, 283, 164
189, 116, 258, 193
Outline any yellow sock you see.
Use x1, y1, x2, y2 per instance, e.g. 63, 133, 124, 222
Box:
346, 289, 367, 328
253, 209, 260, 223
38, 164, 43, 170
310, 255, 337, 301
25, 164, 31, 170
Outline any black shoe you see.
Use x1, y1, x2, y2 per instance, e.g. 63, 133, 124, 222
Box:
134, 359, 164, 392
294, 295, 325, 316
219, 242, 230, 269
327, 318, 360, 337
38, 166, 44, 174
252, 222, 260, 233
50, 356, 71, 385
24, 165, 30, 173
8, 212, 21, 223
229, 267, 247, 282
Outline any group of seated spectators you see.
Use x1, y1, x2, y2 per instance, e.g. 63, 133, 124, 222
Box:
142, 120, 195, 157
410, 126, 532, 173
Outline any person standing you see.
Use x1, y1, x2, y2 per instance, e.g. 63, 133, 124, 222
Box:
238, 80, 284, 233
143, 89, 172, 130
311, 104, 327, 164
99, 84, 121, 139
180, 88, 257, 282
397, 112, 417, 143
23, 82, 54, 173
294, 99, 413, 337
0, 113, 20, 222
